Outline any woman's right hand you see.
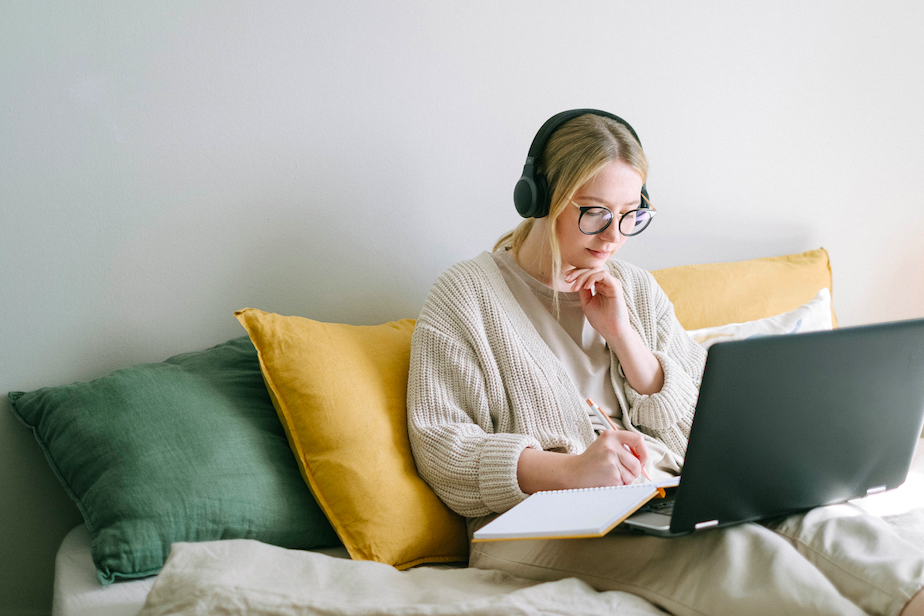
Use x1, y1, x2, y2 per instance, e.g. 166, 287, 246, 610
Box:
517, 430, 650, 494
563, 430, 649, 488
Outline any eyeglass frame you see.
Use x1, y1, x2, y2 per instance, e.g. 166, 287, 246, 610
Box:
571, 196, 658, 237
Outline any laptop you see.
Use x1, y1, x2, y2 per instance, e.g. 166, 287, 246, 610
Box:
623, 317, 924, 537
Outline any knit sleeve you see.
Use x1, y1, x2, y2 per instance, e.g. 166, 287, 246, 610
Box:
407, 313, 539, 518
622, 271, 707, 458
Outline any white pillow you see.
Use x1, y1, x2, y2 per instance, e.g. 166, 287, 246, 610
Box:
686, 288, 833, 350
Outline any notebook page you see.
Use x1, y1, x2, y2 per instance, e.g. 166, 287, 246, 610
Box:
473, 483, 658, 541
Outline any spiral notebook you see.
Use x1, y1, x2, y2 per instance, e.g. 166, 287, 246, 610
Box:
472, 478, 679, 541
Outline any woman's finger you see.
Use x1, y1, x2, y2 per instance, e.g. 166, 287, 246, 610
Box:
566, 268, 608, 293
615, 431, 648, 466
616, 447, 641, 483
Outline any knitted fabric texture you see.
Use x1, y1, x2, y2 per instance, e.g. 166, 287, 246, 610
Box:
407, 251, 707, 517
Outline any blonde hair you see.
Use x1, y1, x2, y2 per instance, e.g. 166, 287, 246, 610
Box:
494, 114, 649, 291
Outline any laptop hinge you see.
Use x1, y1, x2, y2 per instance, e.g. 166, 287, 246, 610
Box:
866, 485, 888, 495
694, 519, 719, 530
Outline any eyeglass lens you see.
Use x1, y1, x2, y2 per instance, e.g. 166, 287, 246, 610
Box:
578, 207, 653, 236
618, 209, 653, 236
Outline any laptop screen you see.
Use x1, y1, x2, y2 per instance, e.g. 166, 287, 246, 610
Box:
667, 318, 924, 534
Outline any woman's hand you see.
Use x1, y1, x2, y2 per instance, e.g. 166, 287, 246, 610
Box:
516, 430, 650, 493
563, 265, 665, 396
564, 266, 631, 341
565, 429, 649, 488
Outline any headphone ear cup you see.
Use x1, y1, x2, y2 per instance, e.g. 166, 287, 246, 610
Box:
532, 174, 550, 218
514, 174, 544, 218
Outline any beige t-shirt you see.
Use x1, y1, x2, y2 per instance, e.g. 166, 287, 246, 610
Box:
492, 248, 624, 420
491, 248, 682, 480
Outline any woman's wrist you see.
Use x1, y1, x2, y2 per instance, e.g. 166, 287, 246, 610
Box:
603, 321, 636, 348
516, 447, 575, 494
603, 320, 644, 362
605, 327, 665, 395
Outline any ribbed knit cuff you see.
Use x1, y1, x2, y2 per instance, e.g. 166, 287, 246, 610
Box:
625, 350, 698, 432
477, 432, 541, 513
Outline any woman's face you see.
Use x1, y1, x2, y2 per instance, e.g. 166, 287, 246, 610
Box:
556, 160, 644, 273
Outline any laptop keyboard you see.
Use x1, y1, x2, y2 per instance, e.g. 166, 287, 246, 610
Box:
645, 500, 675, 515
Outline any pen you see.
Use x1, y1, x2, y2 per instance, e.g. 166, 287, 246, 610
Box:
585, 398, 660, 490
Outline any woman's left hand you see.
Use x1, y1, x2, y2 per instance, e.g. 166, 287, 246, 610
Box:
564, 266, 631, 341
565, 265, 666, 396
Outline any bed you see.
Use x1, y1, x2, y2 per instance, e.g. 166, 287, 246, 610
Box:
52, 525, 352, 616
11, 248, 924, 616
54, 442, 924, 616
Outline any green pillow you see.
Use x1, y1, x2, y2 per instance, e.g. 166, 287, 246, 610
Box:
9, 336, 340, 584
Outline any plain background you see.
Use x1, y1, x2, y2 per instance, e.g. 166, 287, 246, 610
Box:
2, 2, 923, 613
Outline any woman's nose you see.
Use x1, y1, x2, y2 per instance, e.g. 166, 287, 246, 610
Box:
600, 218, 622, 242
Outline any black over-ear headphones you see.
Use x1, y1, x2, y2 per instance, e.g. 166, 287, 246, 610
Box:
513, 109, 651, 219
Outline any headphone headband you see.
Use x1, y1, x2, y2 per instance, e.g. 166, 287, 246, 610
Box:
514, 109, 649, 219
525, 109, 642, 162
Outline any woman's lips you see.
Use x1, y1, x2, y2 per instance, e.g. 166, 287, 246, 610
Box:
587, 248, 609, 259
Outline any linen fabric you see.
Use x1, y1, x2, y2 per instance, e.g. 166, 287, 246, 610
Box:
9, 336, 340, 584
687, 287, 833, 349
54, 525, 156, 616
234, 308, 469, 570
136, 538, 668, 616
651, 248, 837, 330
407, 251, 707, 518
469, 502, 924, 616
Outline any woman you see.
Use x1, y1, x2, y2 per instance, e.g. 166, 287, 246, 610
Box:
407, 110, 924, 616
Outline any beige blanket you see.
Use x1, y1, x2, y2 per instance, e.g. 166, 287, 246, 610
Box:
138, 443, 924, 616
136, 539, 668, 616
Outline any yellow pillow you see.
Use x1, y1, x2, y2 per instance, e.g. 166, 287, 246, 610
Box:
651, 248, 837, 330
234, 308, 468, 570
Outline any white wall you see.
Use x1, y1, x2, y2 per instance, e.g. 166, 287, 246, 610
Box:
2, 2, 923, 612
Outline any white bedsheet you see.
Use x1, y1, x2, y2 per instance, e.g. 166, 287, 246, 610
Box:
53, 525, 353, 616
55, 438, 924, 616
137, 539, 668, 616
53, 525, 155, 616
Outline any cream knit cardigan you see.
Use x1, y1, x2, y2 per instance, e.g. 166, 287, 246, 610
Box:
407, 251, 707, 517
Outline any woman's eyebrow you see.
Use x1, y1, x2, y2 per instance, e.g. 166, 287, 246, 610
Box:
575, 195, 641, 209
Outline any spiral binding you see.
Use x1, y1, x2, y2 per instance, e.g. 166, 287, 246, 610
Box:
535, 483, 651, 495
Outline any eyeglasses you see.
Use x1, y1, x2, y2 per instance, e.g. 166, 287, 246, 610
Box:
573, 201, 658, 236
